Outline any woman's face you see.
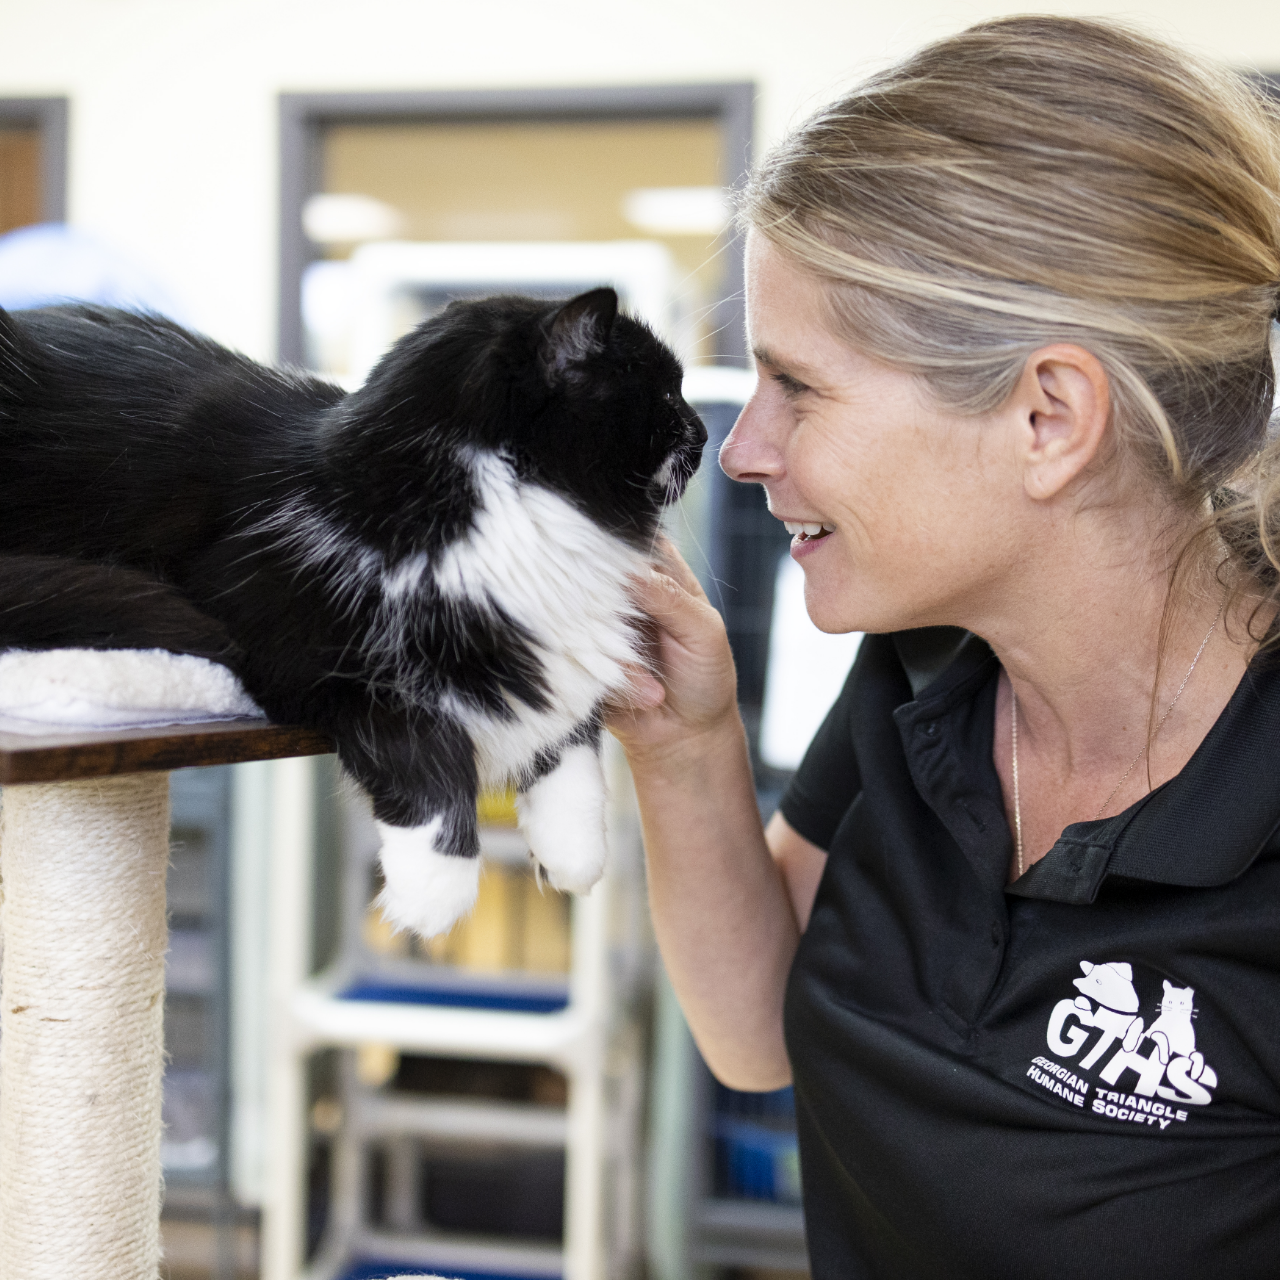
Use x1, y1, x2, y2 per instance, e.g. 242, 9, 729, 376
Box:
722, 233, 1026, 635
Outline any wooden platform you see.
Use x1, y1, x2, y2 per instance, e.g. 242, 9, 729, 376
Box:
0, 718, 334, 785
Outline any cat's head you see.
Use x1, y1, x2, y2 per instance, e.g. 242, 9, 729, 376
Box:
1160, 980, 1195, 1013
350, 287, 706, 545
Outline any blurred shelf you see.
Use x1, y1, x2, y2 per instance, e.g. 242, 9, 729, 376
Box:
160, 765, 240, 1280
694, 1199, 807, 1271
340, 954, 570, 1008
337, 978, 568, 1014
290, 983, 592, 1069
311, 1226, 562, 1280
698, 1197, 805, 1238
269, 742, 651, 1280
350, 1092, 568, 1148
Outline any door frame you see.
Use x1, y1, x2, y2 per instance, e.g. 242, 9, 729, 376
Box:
0, 96, 69, 224
277, 83, 754, 367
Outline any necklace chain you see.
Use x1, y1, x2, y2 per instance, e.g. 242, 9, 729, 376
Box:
1010, 604, 1223, 879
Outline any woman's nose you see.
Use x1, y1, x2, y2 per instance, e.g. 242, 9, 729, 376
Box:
718, 394, 786, 484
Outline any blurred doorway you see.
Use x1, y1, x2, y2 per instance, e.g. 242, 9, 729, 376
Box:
278, 84, 753, 371
0, 98, 68, 233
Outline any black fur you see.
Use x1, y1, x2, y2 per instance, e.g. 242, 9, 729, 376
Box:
0, 289, 705, 853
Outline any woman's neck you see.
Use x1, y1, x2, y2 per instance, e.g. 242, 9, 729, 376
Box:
974, 503, 1260, 872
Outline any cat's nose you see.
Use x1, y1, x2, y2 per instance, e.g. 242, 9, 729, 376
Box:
686, 406, 708, 447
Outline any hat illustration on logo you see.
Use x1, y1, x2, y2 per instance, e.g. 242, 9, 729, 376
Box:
1071, 961, 1145, 1055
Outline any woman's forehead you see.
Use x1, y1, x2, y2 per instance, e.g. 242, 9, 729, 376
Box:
746, 243, 906, 391
747, 238, 840, 360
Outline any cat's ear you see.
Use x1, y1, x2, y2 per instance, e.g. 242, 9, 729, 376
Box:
541, 288, 618, 379
1163, 979, 1173, 993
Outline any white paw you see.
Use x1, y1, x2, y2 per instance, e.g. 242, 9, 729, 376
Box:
517, 743, 607, 893
374, 818, 480, 938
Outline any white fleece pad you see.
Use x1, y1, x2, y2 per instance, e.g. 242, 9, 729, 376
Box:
0, 648, 263, 734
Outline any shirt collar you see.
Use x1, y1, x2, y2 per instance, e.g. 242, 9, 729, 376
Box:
890, 628, 1280, 904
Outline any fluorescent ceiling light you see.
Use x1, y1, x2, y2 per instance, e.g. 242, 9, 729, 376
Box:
622, 187, 730, 236
303, 193, 404, 244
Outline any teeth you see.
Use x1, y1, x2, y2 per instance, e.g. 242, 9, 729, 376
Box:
783, 521, 834, 538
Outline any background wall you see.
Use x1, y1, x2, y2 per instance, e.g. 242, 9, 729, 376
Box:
0, 0, 1276, 362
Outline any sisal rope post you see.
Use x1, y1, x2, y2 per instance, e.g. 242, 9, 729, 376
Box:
0, 772, 170, 1280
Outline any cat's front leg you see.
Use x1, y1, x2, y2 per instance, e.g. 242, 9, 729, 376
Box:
334, 705, 482, 938
374, 804, 481, 939
516, 718, 608, 894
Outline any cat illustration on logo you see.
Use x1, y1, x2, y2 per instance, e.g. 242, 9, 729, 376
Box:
1143, 980, 1206, 1077
1042, 960, 1217, 1113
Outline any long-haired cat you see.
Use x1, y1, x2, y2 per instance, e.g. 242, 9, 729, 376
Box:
0, 288, 705, 934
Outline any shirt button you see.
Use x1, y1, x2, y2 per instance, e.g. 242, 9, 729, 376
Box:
921, 721, 939, 737
990, 922, 1002, 948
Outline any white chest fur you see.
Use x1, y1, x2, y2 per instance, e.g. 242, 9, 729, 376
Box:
430, 451, 646, 785
256, 449, 649, 781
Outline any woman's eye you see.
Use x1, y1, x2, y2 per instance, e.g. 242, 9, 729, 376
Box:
773, 371, 810, 398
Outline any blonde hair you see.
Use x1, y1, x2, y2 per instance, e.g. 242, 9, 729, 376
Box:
744, 16, 1280, 633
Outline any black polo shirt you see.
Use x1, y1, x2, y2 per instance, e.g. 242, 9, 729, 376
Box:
779, 628, 1280, 1280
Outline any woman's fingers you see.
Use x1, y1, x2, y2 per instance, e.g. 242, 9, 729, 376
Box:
633, 567, 719, 655
652, 535, 711, 603
609, 662, 666, 711
610, 543, 736, 745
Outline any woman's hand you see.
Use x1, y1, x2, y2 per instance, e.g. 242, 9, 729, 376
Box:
606, 537, 799, 1089
605, 536, 739, 764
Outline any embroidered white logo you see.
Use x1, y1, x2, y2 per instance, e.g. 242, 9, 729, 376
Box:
1026, 960, 1218, 1128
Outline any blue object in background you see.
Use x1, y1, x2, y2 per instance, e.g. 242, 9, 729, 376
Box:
0, 222, 188, 319
338, 979, 568, 1015
339, 1263, 552, 1280
713, 1082, 802, 1203
714, 1116, 802, 1204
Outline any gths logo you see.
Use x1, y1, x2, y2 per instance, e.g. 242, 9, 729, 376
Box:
1029, 960, 1217, 1125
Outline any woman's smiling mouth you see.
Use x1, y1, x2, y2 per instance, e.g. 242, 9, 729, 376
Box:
783, 520, 836, 543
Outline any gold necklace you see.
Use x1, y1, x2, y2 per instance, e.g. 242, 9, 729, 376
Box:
1009, 604, 1223, 879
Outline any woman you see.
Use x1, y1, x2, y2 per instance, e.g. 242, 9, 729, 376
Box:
609, 16, 1280, 1278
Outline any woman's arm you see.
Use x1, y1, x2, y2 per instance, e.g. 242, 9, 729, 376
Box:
765, 810, 828, 934
607, 542, 814, 1090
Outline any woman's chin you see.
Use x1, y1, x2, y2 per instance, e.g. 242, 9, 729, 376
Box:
802, 584, 872, 636
802, 575, 929, 637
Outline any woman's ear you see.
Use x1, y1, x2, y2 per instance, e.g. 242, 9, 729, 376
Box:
1012, 344, 1111, 501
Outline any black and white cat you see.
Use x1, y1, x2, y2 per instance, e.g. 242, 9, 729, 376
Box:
0, 287, 706, 934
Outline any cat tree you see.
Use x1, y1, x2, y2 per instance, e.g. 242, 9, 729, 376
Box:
0, 715, 448, 1279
